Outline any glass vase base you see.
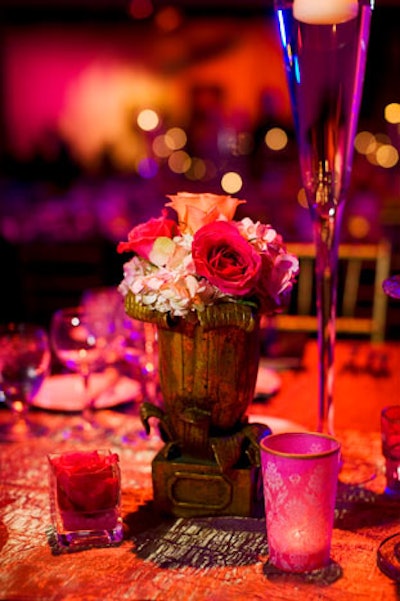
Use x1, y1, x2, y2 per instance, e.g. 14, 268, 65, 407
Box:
377, 533, 400, 581
49, 521, 124, 553
263, 558, 342, 584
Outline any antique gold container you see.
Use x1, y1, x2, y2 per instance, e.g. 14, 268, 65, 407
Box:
125, 291, 270, 517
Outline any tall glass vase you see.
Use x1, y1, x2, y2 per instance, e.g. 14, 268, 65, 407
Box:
274, 0, 373, 434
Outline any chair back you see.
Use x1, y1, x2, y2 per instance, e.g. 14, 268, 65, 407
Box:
273, 239, 392, 342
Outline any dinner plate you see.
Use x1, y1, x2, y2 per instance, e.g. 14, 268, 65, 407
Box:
33, 364, 280, 413
33, 369, 141, 412
247, 414, 307, 434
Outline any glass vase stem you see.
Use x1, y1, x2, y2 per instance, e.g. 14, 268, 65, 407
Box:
273, 0, 373, 435
313, 209, 342, 435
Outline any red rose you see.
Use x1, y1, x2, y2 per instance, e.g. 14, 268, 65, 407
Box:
192, 221, 262, 296
117, 210, 179, 260
50, 451, 120, 513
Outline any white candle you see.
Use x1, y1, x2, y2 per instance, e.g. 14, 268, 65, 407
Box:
293, 0, 359, 25
283, 527, 327, 556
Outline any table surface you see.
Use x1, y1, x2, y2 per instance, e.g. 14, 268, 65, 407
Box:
1, 339, 400, 601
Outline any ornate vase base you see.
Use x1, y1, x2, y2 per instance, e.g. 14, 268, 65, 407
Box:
152, 451, 265, 519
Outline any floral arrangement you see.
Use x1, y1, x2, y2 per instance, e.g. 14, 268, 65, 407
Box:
117, 192, 299, 319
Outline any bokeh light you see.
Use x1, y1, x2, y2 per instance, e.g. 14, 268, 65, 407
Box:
137, 156, 158, 178
137, 109, 160, 131
128, 0, 154, 19
384, 102, 400, 124
347, 215, 371, 239
154, 6, 183, 32
185, 157, 207, 181
168, 150, 191, 173
152, 135, 173, 158
221, 171, 243, 194
165, 127, 187, 150
265, 127, 288, 151
354, 131, 376, 154
297, 187, 308, 209
376, 144, 399, 168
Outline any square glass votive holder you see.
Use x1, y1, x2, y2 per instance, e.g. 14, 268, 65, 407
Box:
381, 405, 400, 495
260, 432, 341, 574
48, 449, 123, 550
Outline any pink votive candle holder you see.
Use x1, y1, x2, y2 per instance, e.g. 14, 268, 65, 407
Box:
260, 432, 341, 573
381, 405, 400, 495
48, 449, 123, 550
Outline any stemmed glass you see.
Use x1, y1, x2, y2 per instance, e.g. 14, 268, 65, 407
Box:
50, 306, 114, 440
81, 287, 159, 403
0, 323, 51, 441
80, 286, 160, 444
273, 0, 373, 434
377, 276, 400, 581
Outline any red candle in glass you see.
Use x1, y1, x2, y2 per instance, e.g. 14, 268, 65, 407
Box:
48, 449, 123, 549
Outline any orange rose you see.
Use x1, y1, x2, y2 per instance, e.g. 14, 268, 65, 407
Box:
166, 192, 246, 235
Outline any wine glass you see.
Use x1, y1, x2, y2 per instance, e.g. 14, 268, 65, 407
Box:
50, 306, 113, 440
376, 277, 400, 580
80, 286, 160, 444
0, 323, 51, 441
273, 0, 373, 434
81, 286, 159, 401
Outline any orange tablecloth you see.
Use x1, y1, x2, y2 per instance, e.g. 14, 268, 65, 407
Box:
1, 340, 400, 600
253, 339, 400, 433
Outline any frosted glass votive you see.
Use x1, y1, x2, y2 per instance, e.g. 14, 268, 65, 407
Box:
260, 432, 340, 573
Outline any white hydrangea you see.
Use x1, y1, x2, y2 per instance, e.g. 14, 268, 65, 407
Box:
238, 217, 280, 252
119, 245, 226, 317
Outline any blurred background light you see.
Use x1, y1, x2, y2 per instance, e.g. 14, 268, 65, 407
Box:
265, 127, 288, 151
376, 144, 399, 168
128, 0, 154, 20
137, 108, 160, 131
184, 157, 207, 181
347, 215, 371, 239
168, 150, 191, 173
297, 187, 308, 209
152, 135, 173, 158
165, 127, 187, 150
384, 102, 400, 124
221, 171, 242, 194
354, 131, 377, 154
137, 156, 158, 178
154, 6, 183, 32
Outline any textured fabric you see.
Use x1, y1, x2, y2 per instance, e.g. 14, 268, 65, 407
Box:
1, 340, 399, 600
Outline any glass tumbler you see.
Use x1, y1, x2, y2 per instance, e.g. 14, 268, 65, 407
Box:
48, 449, 123, 550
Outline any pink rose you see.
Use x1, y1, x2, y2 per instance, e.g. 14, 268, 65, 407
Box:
192, 221, 262, 296
50, 451, 120, 513
256, 253, 299, 313
166, 192, 246, 234
117, 211, 179, 260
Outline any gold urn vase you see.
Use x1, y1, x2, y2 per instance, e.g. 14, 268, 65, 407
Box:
125, 292, 271, 518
